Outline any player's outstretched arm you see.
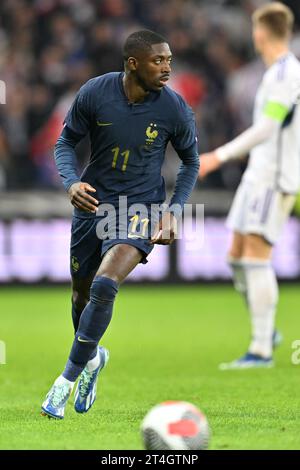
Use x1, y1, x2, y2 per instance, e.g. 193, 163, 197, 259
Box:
199, 115, 282, 180
199, 151, 221, 179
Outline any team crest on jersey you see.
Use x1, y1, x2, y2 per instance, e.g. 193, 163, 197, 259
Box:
71, 256, 80, 273
145, 123, 158, 145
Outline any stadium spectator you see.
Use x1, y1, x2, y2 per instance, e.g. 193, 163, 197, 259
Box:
0, 0, 299, 189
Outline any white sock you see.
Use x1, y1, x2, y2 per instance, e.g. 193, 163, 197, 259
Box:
54, 375, 75, 389
244, 258, 278, 358
86, 348, 101, 372
227, 256, 247, 300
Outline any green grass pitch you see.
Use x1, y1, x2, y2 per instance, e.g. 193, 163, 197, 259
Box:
0, 285, 299, 450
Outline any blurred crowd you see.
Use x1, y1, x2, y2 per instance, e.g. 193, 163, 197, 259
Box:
0, 0, 299, 191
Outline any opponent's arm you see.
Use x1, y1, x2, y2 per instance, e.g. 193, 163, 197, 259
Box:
199, 100, 290, 179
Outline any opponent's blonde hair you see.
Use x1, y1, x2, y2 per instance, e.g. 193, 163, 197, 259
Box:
252, 2, 294, 39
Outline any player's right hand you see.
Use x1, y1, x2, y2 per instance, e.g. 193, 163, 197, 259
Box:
199, 151, 221, 179
68, 182, 99, 213
150, 212, 177, 245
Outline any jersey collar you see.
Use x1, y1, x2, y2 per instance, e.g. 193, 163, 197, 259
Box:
118, 72, 160, 107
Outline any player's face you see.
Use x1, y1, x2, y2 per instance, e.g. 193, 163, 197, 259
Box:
252, 24, 269, 54
135, 43, 172, 92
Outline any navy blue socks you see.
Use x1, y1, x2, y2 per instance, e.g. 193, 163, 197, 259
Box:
63, 276, 118, 382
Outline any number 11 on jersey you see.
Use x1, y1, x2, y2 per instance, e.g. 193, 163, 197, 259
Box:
128, 214, 149, 239
111, 146, 130, 172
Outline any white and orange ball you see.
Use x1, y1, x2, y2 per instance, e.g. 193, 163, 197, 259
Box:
141, 401, 211, 450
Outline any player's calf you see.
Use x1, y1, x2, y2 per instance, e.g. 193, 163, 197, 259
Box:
66, 276, 118, 382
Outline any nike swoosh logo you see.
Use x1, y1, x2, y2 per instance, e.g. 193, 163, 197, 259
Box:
97, 121, 113, 126
78, 336, 93, 343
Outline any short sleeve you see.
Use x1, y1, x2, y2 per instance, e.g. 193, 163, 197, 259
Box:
263, 69, 295, 122
267, 78, 292, 108
64, 81, 93, 135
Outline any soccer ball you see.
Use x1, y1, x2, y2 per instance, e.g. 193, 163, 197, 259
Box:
141, 401, 210, 450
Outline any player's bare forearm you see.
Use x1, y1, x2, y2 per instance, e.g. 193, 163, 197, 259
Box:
68, 182, 99, 213
198, 151, 221, 179
150, 212, 177, 245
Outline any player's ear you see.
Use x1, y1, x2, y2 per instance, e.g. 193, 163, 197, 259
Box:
127, 57, 138, 71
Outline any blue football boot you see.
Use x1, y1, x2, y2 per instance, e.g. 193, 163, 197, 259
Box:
219, 352, 273, 370
74, 346, 109, 413
41, 380, 72, 419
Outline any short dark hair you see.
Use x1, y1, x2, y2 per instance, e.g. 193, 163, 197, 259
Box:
123, 30, 168, 61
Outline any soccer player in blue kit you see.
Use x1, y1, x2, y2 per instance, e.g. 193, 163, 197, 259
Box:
41, 30, 199, 419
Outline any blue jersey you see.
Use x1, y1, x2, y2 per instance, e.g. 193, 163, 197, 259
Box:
58, 72, 198, 208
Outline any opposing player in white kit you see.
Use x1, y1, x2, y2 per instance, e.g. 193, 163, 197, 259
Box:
200, 2, 300, 368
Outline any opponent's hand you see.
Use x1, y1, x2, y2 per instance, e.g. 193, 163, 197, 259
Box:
150, 212, 177, 245
199, 151, 221, 179
68, 182, 99, 213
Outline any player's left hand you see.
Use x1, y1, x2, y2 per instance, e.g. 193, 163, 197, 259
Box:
150, 212, 177, 245
199, 151, 221, 179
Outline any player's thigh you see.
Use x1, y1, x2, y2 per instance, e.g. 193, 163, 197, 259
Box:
242, 233, 272, 260
97, 244, 143, 283
70, 216, 103, 282
228, 231, 245, 259
96, 203, 156, 283
70, 216, 103, 305
242, 191, 295, 259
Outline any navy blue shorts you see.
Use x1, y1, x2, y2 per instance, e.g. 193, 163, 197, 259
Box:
70, 205, 159, 279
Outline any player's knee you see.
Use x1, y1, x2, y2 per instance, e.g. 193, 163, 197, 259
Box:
228, 244, 243, 259
227, 253, 241, 265
227, 255, 247, 295
243, 234, 272, 259
72, 289, 89, 311
98, 271, 121, 284
90, 276, 119, 304
244, 234, 259, 253
228, 232, 244, 259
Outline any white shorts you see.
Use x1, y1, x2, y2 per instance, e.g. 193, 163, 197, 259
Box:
226, 180, 296, 244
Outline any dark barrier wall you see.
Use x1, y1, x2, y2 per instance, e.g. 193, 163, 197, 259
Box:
1, 216, 300, 283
